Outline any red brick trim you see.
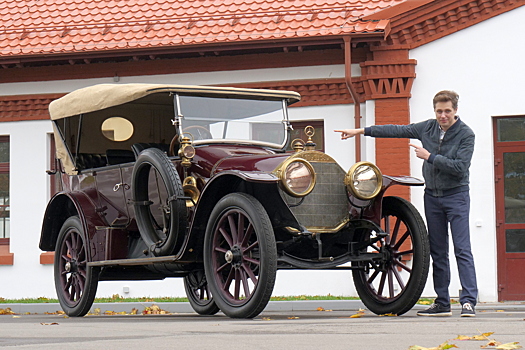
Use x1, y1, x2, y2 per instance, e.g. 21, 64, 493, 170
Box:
0, 244, 13, 265
40, 252, 55, 265
386, 0, 524, 49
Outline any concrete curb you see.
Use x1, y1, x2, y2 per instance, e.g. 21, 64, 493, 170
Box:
1, 300, 525, 315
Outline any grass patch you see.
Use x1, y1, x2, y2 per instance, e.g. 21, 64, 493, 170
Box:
0, 294, 440, 304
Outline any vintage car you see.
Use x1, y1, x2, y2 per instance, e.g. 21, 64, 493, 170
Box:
40, 83, 429, 318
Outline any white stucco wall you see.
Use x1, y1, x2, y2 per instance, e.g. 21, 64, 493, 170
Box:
1, 6, 522, 301
408, 5, 525, 302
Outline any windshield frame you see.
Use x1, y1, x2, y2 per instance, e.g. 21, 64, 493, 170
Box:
173, 94, 291, 150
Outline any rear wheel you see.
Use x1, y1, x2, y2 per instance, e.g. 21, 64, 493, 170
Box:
54, 216, 99, 317
183, 270, 220, 315
204, 193, 277, 318
352, 196, 429, 315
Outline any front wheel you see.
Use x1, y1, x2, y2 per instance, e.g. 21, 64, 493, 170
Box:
54, 216, 99, 317
204, 193, 277, 318
352, 196, 429, 315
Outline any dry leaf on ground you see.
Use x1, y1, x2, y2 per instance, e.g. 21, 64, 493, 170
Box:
407, 341, 458, 350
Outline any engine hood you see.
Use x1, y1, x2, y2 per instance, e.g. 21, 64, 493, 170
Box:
192, 144, 291, 177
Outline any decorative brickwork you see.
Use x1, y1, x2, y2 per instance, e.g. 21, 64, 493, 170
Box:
360, 58, 417, 99
385, 0, 524, 49
374, 97, 411, 199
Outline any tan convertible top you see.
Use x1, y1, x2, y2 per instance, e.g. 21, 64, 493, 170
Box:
49, 83, 301, 120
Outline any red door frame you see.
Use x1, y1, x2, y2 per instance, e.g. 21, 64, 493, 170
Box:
493, 117, 525, 300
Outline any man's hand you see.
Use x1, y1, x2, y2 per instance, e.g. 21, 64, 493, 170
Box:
409, 143, 431, 160
334, 129, 364, 140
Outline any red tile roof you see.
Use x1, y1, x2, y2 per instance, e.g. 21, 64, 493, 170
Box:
0, 0, 403, 57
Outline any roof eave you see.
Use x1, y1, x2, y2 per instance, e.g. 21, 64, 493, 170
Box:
0, 32, 388, 66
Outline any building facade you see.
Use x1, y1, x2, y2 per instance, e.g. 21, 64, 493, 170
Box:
1, 0, 524, 302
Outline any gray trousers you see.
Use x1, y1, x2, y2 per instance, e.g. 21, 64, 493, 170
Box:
424, 191, 478, 306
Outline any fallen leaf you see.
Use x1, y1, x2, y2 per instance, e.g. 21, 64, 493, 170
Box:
261, 317, 271, 321
455, 332, 494, 341
407, 341, 458, 350
495, 342, 522, 350
287, 316, 299, 319
0, 308, 15, 315
481, 340, 502, 348
40, 322, 59, 326
496, 310, 505, 312
350, 310, 366, 318
379, 313, 398, 317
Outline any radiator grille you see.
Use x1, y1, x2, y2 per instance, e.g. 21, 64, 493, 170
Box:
281, 161, 349, 231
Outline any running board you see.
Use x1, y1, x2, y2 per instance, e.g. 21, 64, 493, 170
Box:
87, 255, 193, 267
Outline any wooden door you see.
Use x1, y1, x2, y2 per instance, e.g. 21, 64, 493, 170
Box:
494, 116, 525, 300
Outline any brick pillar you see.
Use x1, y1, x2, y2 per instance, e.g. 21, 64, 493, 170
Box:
374, 98, 411, 199
360, 46, 417, 200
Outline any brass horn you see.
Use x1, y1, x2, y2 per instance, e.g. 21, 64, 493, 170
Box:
183, 176, 200, 207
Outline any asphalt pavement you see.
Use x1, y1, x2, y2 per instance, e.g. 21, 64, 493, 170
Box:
1, 300, 524, 350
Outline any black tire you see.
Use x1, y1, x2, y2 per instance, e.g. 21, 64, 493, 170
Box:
132, 148, 187, 256
54, 216, 99, 317
183, 270, 220, 315
204, 193, 277, 318
352, 196, 430, 315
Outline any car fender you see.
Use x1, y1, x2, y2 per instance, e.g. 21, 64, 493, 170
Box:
179, 170, 282, 260
39, 191, 107, 256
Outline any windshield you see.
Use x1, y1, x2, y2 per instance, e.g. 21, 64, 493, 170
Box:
178, 95, 288, 147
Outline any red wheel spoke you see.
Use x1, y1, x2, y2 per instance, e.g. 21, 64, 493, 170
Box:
214, 246, 228, 254
389, 217, 401, 246
367, 268, 380, 284
227, 214, 238, 244
240, 269, 251, 297
397, 249, 413, 257
241, 262, 258, 283
393, 231, 410, 250
244, 240, 258, 254
388, 269, 395, 298
377, 271, 387, 295
65, 239, 73, 257
218, 227, 233, 247
223, 268, 235, 292
241, 223, 254, 248
236, 214, 245, 245
392, 265, 406, 289
243, 256, 259, 265
394, 259, 412, 273
384, 217, 390, 243
234, 269, 241, 299
217, 261, 230, 273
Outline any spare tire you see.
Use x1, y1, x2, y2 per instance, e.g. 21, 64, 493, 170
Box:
132, 148, 187, 256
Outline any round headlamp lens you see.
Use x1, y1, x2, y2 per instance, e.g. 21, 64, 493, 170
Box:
182, 145, 195, 159
285, 161, 313, 194
345, 162, 382, 200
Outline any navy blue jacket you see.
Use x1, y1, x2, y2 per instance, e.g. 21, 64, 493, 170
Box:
364, 118, 475, 197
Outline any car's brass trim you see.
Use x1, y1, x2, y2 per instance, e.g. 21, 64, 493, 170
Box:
273, 157, 316, 197
344, 161, 383, 200
306, 218, 350, 234
287, 150, 336, 163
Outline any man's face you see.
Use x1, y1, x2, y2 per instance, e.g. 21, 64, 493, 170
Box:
434, 101, 457, 131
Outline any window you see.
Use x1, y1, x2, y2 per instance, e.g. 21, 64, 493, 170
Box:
288, 120, 325, 152
0, 136, 9, 241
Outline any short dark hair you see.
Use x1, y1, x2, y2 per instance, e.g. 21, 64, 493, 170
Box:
433, 90, 459, 110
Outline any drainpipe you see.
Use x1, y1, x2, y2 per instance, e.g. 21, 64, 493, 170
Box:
343, 36, 361, 162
